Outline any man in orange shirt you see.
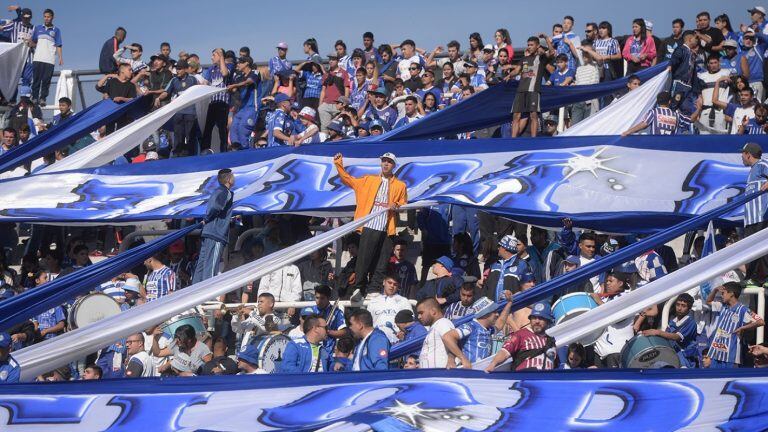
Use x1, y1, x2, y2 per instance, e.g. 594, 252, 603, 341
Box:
334, 152, 407, 300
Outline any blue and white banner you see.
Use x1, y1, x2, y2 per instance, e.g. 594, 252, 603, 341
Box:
0, 135, 762, 232
698, 221, 718, 299
1, 369, 767, 431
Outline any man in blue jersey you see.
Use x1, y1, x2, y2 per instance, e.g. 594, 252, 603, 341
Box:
227, 56, 260, 148
29, 8, 62, 106
193, 169, 235, 284
741, 142, 768, 283
1, 6, 34, 91
0, 332, 20, 383
739, 29, 765, 101
706, 282, 764, 368
443, 297, 512, 368
482, 235, 528, 302
622, 92, 680, 136
280, 315, 331, 373
266, 93, 294, 147
642, 293, 699, 367
311, 284, 347, 352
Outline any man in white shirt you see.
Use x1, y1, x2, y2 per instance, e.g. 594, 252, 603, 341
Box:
366, 275, 413, 343
417, 297, 455, 368
697, 56, 731, 134
397, 39, 424, 81
231, 292, 281, 348
258, 264, 302, 302
591, 271, 635, 367
124, 333, 156, 378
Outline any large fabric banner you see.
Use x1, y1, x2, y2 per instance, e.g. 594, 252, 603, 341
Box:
0, 42, 26, 100
42, 85, 225, 172
366, 62, 668, 142
0, 97, 151, 174
0, 135, 762, 232
1, 369, 767, 431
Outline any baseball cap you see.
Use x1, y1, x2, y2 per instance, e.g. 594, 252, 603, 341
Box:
273, 93, 291, 104
290, 101, 301, 111
749, 6, 767, 15
743, 142, 763, 158
175, 59, 189, 70
528, 301, 554, 322
434, 255, 454, 270
723, 39, 738, 49
150, 54, 168, 64
464, 60, 478, 68
299, 106, 317, 122
369, 119, 386, 131
472, 297, 499, 318
369, 87, 388, 97
327, 121, 345, 134
20, 8, 32, 18
238, 344, 260, 364
395, 309, 415, 324
236, 55, 253, 65
336, 95, 350, 105
0, 332, 10, 349
498, 234, 519, 251
564, 255, 581, 266
482, 44, 494, 52
145, 151, 159, 160
520, 272, 536, 284
327, 53, 339, 60
123, 277, 142, 294
276, 42, 288, 50
380, 152, 397, 165
300, 306, 315, 317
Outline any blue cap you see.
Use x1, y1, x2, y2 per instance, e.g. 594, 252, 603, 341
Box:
237, 344, 260, 365
291, 101, 300, 111
528, 301, 554, 322
498, 235, 519, 251
300, 307, 315, 317
327, 120, 345, 133
0, 332, 11, 349
368, 119, 387, 131
520, 272, 536, 284
564, 255, 580, 266
472, 297, 499, 318
434, 255, 454, 270
273, 93, 291, 104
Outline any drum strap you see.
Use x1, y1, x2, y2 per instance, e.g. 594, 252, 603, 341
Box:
511, 336, 556, 370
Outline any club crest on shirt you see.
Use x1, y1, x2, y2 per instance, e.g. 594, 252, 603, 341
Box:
534, 303, 545, 312
379, 349, 387, 357
731, 314, 740, 324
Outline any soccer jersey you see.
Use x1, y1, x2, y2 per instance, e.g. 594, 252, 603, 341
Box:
549, 68, 575, 86
363, 105, 398, 130
593, 38, 619, 71
743, 118, 767, 135
666, 314, 698, 360
501, 327, 553, 371
455, 320, 495, 362
642, 107, 679, 135
31, 24, 61, 64
266, 109, 293, 147
444, 301, 476, 320
366, 294, 412, 343
202, 63, 234, 104
419, 317, 454, 368
311, 304, 347, 351
268, 56, 292, 77
745, 159, 768, 226
708, 301, 759, 364
724, 103, 755, 135
34, 306, 65, 340
145, 266, 176, 302
364, 178, 389, 231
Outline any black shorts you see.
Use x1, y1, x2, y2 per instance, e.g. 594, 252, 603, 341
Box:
512, 91, 541, 114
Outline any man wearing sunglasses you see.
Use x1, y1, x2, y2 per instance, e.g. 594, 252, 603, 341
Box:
124, 333, 156, 378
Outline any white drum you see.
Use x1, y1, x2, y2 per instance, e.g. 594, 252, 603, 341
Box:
68, 293, 122, 330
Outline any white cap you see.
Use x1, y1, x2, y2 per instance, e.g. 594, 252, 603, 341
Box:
299, 106, 316, 121
644, 19, 653, 30
750, 6, 767, 15
123, 277, 141, 293
483, 44, 494, 51
145, 151, 159, 160
380, 152, 397, 165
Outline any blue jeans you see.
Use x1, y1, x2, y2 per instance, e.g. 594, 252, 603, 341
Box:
229, 108, 256, 148
192, 237, 225, 284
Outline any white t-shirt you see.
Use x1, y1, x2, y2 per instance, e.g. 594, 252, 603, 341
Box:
167, 339, 212, 374
366, 294, 412, 343
579, 256, 600, 292
144, 332, 169, 376
419, 317, 455, 368
697, 70, 731, 134
593, 293, 635, 357
398, 54, 424, 81
126, 351, 156, 378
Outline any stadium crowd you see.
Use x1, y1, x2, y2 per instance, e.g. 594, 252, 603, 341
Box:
1, 5, 768, 382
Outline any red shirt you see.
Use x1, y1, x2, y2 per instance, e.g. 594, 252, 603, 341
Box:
502, 328, 554, 371
321, 68, 350, 104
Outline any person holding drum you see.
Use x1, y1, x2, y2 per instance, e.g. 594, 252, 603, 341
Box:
706, 281, 765, 368
280, 315, 332, 373
484, 301, 556, 372
641, 293, 699, 368
193, 168, 235, 285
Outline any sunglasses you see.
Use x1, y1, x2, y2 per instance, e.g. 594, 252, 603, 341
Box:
409, 67, 418, 71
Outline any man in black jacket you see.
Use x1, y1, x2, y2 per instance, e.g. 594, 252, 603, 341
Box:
99, 27, 126, 74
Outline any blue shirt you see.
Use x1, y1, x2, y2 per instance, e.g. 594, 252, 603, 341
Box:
642, 106, 679, 135
416, 86, 443, 102
311, 304, 346, 352
269, 56, 292, 77
743, 118, 767, 135
398, 321, 428, 347
34, 306, 65, 340
363, 105, 398, 130
300, 70, 323, 99
665, 314, 698, 360
164, 75, 198, 115
444, 301, 476, 320
745, 159, 768, 226
266, 108, 293, 147
202, 63, 234, 104
0, 356, 20, 383
550, 68, 575, 86
236, 70, 261, 111
709, 301, 758, 364
739, 47, 765, 82
352, 328, 390, 371
455, 320, 495, 362
417, 205, 451, 245
280, 336, 331, 373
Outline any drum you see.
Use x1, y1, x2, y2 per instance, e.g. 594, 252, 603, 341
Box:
68, 293, 122, 330
621, 335, 681, 369
161, 313, 207, 339
249, 334, 291, 373
551, 292, 602, 345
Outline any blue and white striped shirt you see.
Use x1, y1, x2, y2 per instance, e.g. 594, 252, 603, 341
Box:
98, 280, 126, 303
593, 38, 619, 70
708, 301, 758, 364
202, 63, 234, 104
267, 108, 293, 147
444, 301, 476, 320
0, 16, 33, 44
744, 159, 768, 226
365, 178, 389, 231
642, 107, 679, 135
145, 266, 175, 302
743, 118, 767, 135
301, 71, 323, 99
268, 56, 292, 77
455, 319, 495, 362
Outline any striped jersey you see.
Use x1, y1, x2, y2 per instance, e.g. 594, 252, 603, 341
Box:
744, 159, 768, 226
743, 118, 767, 135
364, 178, 389, 231
634, 251, 667, 283
502, 327, 554, 371
300, 71, 323, 99
98, 279, 126, 302
145, 266, 176, 302
1, 18, 33, 44
455, 320, 495, 362
444, 301, 476, 320
202, 63, 234, 104
33, 306, 65, 340
268, 56, 292, 77
593, 38, 619, 70
708, 301, 759, 364
642, 106, 679, 135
